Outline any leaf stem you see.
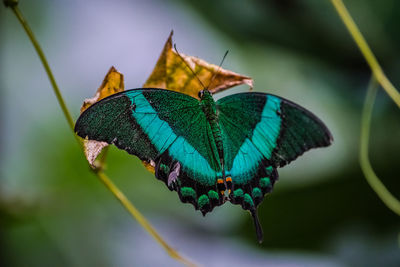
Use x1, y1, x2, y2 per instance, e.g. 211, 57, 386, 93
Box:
330, 0, 400, 216
360, 78, 400, 216
9, 4, 75, 131
5, 2, 196, 265
96, 171, 197, 267
96, 146, 109, 171
330, 0, 400, 108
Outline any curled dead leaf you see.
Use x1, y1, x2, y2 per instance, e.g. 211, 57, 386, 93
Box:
83, 138, 109, 169
81, 66, 124, 113
144, 31, 253, 99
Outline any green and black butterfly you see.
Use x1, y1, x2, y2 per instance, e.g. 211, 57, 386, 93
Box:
75, 88, 332, 242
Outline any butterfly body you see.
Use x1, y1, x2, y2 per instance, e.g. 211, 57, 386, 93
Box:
199, 90, 224, 165
75, 88, 332, 242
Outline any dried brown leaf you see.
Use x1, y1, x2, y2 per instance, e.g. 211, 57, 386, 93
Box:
81, 66, 124, 113
144, 31, 253, 99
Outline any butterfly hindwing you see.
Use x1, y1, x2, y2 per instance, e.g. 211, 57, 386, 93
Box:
216, 93, 280, 222
75, 88, 224, 213
217, 92, 332, 240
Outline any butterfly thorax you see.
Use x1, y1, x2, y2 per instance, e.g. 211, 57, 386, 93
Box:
200, 90, 225, 173
199, 90, 217, 119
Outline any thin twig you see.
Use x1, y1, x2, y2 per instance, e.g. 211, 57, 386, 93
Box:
330, 0, 400, 108
360, 78, 400, 215
5, 2, 197, 265
9, 3, 75, 130
330, 0, 400, 216
96, 171, 197, 267
97, 146, 109, 170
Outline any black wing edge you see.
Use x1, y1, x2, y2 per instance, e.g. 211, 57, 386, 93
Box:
272, 95, 333, 167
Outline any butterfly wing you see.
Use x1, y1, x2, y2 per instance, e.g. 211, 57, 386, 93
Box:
217, 92, 332, 242
75, 88, 223, 213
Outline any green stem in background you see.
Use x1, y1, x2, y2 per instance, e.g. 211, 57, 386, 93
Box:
95, 146, 109, 171
330, 0, 400, 216
6, 0, 75, 131
5, 1, 197, 265
330, 0, 400, 108
96, 171, 197, 267
360, 78, 400, 216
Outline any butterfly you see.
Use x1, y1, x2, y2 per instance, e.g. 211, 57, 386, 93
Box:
75, 88, 332, 243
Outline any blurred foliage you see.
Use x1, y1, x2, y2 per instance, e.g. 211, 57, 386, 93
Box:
183, 0, 400, 80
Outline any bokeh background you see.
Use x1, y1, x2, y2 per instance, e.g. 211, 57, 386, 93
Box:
1, 0, 399, 266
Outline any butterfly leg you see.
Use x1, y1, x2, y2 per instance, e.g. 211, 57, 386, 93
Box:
167, 162, 181, 189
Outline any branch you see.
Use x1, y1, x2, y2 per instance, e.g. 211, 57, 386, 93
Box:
6, 0, 75, 131
330, 0, 400, 216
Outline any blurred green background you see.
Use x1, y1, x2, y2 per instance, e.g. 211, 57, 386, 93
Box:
1, 0, 399, 266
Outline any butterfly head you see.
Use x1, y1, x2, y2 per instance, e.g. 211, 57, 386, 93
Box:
198, 89, 212, 100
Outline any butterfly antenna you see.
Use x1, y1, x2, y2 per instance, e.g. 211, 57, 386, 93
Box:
206, 50, 229, 90
174, 44, 206, 89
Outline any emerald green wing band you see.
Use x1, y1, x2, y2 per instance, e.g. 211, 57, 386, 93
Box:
271, 98, 333, 166
217, 92, 332, 172
75, 90, 159, 161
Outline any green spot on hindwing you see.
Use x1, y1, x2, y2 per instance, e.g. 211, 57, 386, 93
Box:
252, 187, 262, 198
265, 166, 273, 175
198, 194, 210, 209
244, 193, 254, 207
260, 177, 271, 188
160, 163, 170, 174
208, 190, 219, 200
180, 187, 196, 198
233, 188, 244, 198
